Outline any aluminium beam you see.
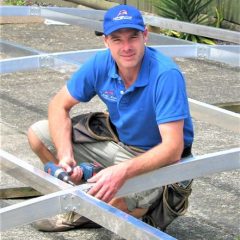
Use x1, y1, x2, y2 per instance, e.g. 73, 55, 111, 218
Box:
143, 15, 240, 44
0, 53, 79, 74
40, 8, 193, 45
0, 6, 194, 45
1, 146, 240, 200
1, 6, 239, 43
117, 147, 240, 196
0, 40, 42, 58
207, 45, 240, 66
0, 187, 175, 240
189, 98, 240, 134
41, 8, 103, 31
0, 150, 71, 194
1, 45, 239, 74
40, 7, 105, 21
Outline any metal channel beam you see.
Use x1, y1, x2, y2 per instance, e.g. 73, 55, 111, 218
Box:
189, 98, 240, 134
0, 6, 194, 45
0, 53, 79, 74
41, 8, 193, 45
0, 150, 174, 239
1, 44, 238, 74
1, 147, 240, 202
1, 6, 239, 44
0, 190, 63, 231
143, 15, 240, 44
0, 150, 71, 194
0, 189, 175, 240
41, 8, 103, 31
0, 6, 30, 16
208, 45, 240, 66
153, 45, 197, 57
117, 148, 240, 196
43, 7, 105, 21
0, 40, 42, 58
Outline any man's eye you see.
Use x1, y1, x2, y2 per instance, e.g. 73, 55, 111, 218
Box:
112, 39, 121, 43
131, 35, 139, 39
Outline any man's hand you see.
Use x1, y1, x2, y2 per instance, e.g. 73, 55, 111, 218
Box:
58, 157, 83, 185
87, 164, 128, 203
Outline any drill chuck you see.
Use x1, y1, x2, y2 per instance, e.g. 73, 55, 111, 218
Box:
44, 162, 74, 185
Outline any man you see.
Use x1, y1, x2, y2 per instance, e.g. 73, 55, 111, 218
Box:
28, 4, 193, 231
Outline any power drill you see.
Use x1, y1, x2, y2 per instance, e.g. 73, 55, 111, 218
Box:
44, 162, 103, 185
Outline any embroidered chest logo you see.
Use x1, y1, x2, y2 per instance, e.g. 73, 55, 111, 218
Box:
101, 90, 117, 102
113, 10, 132, 21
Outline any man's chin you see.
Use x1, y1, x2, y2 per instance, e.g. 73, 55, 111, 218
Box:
121, 61, 139, 69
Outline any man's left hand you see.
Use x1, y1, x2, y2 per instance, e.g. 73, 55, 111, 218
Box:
87, 164, 127, 203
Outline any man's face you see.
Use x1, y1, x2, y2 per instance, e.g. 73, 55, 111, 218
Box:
104, 28, 148, 70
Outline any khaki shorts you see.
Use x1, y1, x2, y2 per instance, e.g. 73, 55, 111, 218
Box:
31, 120, 162, 211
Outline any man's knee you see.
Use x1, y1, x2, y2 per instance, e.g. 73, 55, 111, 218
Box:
27, 126, 43, 152
109, 197, 148, 218
27, 120, 50, 153
109, 197, 129, 212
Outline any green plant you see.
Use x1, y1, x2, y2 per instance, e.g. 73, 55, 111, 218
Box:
4, 0, 31, 6
214, 0, 224, 28
153, 0, 222, 44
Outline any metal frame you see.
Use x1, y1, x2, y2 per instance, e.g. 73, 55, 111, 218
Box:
0, 44, 239, 74
0, 150, 176, 240
1, 5, 240, 240
1, 147, 239, 236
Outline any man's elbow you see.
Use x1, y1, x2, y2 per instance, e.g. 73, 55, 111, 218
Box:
169, 142, 184, 164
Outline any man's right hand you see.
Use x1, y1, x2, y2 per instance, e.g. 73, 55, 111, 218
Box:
59, 158, 83, 185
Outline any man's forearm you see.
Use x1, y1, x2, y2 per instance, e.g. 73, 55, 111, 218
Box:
48, 100, 74, 162
123, 141, 183, 180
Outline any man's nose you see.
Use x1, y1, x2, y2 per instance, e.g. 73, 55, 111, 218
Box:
121, 40, 131, 51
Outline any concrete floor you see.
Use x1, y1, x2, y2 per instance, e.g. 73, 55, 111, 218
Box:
0, 18, 240, 240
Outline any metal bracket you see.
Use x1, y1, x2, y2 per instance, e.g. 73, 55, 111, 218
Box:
29, 7, 41, 16
39, 55, 55, 68
197, 45, 210, 59
61, 193, 77, 212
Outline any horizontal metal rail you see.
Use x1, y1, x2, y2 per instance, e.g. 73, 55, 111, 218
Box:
0, 40, 43, 58
2, 148, 239, 199
118, 148, 240, 196
0, 150, 71, 194
1, 44, 239, 74
1, 6, 239, 43
189, 98, 240, 134
0, 6, 193, 45
0, 53, 79, 74
39, 8, 194, 45
143, 15, 240, 44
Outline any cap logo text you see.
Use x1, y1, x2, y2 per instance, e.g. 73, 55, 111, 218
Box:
113, 10, 132, 21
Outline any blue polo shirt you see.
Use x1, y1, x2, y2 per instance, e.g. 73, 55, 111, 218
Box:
67, 47, 193, 150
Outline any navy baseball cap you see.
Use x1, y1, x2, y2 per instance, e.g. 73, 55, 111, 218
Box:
103, 5, 145, 36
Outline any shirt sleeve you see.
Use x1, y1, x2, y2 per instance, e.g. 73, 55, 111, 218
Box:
155, 69, 190, 124
66, 56, 97, 102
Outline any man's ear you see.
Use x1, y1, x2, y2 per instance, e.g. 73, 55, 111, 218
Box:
143, 27, 148, 44
103, 35, 109, 48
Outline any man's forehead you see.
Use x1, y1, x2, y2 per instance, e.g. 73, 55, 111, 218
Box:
109, 28, 141, 36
